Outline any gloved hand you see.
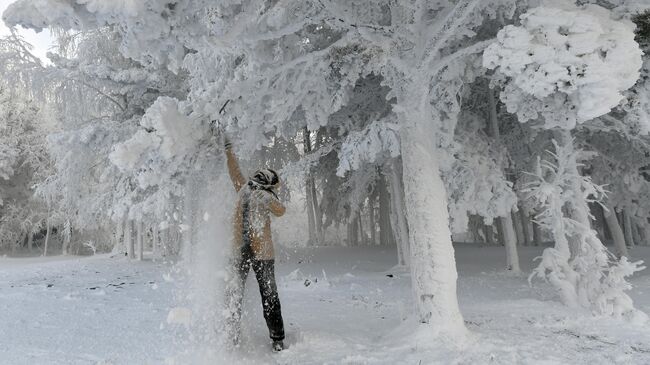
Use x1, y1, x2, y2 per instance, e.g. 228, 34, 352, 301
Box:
251, 189, 269, 203
223, 135, 232, 150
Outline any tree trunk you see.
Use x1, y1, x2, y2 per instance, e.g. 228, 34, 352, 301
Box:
488, 84, 521, 272
152, 225, 160, 261
604, 205, 629, 258
310, 178, 323, 242
496, 217, 505, 246
111, 218, 124, 255
357, 211, 365, 245
62, 222, 71, 256
487, 85, 501, 140
484, 223, 494, 245
27, 230, 33, 252
554, 130, 600, 260
312, 128, 327, 242
161, 227, 169, 257
502, 214, 521, 273
623, 211, 635, 249
377, 171, 395, 247
641, 219, 650, 246
126, 220, 134, 259
136, 220, 144, 261
468, 215, 484, 244
43, 221, 51, 257
489, 85, 506, 250
347, 214, 356, 247
304, 132, 316, 244
305, 178, 317, 245
593, 203, 608, 243
388, 158, 410, 266
631, 218, 642, 248
13, 232, 24, 255
512, 210, 524, 246
400, 122, 464, 332
532, 220, 542, 247
369, 197, 377, 246
519, 208, 531, 246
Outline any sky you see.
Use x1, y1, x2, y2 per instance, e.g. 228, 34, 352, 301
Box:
0, 0, 55, 63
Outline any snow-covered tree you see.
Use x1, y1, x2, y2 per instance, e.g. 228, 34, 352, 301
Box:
2, 0, 522, 336
0, 86, 52, 252
484, 1, 647, 320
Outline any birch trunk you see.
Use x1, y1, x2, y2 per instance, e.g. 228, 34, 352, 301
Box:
43, 221, 51, 257
126, 220, 134, 259
512, 210, 525, 246
401, 123, 464, 332
112, 218, 124, 255
310, 178, 323, 242
136, 221, 143, 261
62, 225, 70, 256
604, 206, 629, 258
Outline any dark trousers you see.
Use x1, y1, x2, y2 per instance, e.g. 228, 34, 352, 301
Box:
226, 247, 285, 342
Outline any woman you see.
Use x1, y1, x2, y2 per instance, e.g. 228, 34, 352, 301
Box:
223, 138, 286, 352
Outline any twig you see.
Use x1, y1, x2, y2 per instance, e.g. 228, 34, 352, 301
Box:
219, 99, 231, 115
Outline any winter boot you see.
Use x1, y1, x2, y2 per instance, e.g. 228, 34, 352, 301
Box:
272, 340, 284, 352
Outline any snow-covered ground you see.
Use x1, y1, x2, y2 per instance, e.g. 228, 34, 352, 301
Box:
1, 245, 650, 364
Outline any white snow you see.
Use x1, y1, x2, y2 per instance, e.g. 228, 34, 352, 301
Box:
167, 307, 192, 327
2, 245, 650, 364
483, 3, 643, 128
337, 119, 400, 177
0, 254, 177, 364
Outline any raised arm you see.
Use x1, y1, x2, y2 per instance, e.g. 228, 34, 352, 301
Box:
225, 139, 246, 192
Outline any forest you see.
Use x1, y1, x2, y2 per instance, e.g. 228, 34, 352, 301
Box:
1, 0, 650, 364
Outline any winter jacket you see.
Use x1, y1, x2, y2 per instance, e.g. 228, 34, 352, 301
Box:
226, 147, 285, 260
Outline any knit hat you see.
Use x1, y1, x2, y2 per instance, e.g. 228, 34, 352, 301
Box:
250, 168, 279, 188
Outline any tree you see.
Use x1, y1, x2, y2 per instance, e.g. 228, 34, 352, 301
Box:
484, 2, 647, 320
2, 0, 521, 336
0, 86, 52, 252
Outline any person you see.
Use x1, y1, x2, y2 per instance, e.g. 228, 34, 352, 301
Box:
223, 137, 286, 352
